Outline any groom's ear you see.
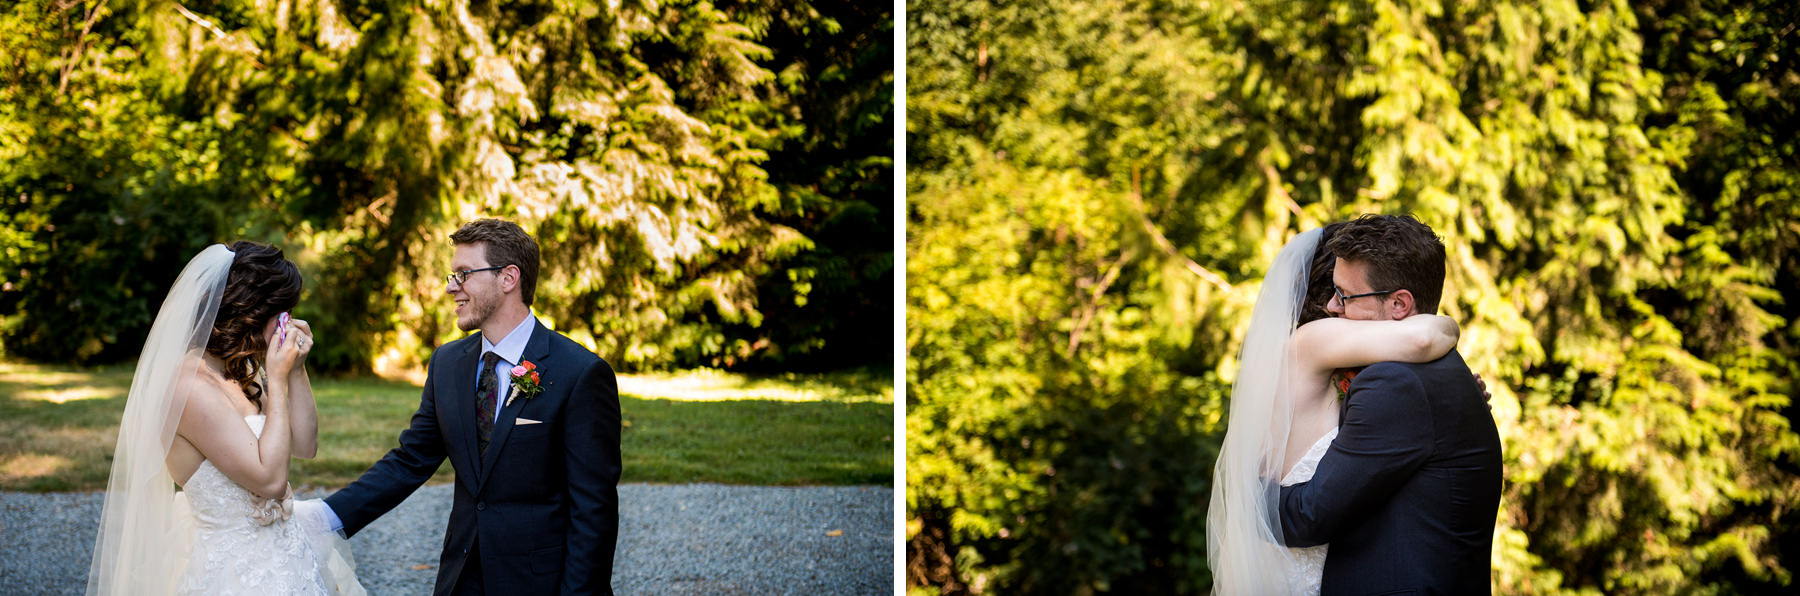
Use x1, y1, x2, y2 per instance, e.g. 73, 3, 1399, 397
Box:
501, 264, 521, 295
1389, 289, 1417, 319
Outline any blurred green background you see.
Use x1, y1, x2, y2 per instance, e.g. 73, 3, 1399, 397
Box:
907, 0, 1798, 594
0, 0, 891, 375
0, 0, 894, 488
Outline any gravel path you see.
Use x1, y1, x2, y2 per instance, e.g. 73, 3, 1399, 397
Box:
0, 484, 892, 595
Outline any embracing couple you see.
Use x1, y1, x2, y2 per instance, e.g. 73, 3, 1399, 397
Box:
1207, 214, 1504, 595
85, 219, 623, 596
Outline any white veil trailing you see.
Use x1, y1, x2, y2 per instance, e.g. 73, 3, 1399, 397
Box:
86, 244, 234, 596
1206, 228, 1320, 595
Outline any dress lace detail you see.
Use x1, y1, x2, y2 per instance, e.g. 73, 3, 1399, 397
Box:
1279, 427, 1337, 596
174, 415, 358, 596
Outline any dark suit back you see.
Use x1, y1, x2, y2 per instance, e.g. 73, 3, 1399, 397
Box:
1280, 350, 1502, 595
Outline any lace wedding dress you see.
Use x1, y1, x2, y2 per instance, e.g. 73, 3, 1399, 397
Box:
1279, 427, 1337, 596
175, 415, 364, 596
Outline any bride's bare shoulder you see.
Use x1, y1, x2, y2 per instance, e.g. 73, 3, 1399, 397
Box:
176, 358, 252, 421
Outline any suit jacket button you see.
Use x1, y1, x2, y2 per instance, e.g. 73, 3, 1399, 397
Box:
476, 501, 486, 511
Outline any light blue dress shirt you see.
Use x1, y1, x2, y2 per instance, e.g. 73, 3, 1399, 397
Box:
478, 313, 538, 422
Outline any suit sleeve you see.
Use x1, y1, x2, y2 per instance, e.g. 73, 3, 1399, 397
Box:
324, 354, 449, 538
561, 357, 622, 595
1279, 363, 1434, 547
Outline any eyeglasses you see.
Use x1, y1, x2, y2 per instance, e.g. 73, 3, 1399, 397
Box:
1333, 284, 1398, 305
446, 266, 506, 287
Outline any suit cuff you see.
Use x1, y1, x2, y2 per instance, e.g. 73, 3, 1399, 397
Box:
319, 500, 345, 532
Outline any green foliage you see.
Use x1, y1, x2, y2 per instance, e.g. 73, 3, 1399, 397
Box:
907, 0, 1800, 593
0, 0, 892, 372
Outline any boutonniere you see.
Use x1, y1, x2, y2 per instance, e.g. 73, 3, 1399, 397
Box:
1332, 367, 1363, 402
505, 360, 544, 407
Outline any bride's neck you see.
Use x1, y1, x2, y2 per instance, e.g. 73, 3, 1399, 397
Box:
199, 353, 228, 375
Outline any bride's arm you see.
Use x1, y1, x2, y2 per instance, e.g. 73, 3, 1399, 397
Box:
176, 378, 294, 499
286, 319, 318, 460
176, 336, 305, 500
1290, 314, 1458, 372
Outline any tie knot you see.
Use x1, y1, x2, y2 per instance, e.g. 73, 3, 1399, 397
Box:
483, 351, 503, 369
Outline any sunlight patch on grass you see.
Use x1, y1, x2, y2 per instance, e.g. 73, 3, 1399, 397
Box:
0, 369, 106, 386
617, 368, 892, 403
0, 361, 135, 405
16, 386, 124, 403
1, 453, 73, 483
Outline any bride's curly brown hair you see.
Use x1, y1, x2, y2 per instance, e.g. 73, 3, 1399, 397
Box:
206, 241, 302, 412
1298, 222, 1347, 327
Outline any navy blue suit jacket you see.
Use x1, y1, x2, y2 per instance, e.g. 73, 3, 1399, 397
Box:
326, 320, 622, 595
1279, 350, 1502, 596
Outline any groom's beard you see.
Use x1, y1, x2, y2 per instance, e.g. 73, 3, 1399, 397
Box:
458, 294, 499, 332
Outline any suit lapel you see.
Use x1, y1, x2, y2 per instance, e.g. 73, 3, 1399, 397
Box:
446, 337, 484, 489
474, 320, 554, 493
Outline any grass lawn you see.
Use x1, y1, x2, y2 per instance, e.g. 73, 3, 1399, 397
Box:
0, 361, 893, 492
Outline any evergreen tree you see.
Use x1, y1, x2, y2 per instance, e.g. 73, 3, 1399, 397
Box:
907, 0, 1800, 593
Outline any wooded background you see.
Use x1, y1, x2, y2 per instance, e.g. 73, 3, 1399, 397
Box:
0, 0, 893, 375
907, 0, 1800, 593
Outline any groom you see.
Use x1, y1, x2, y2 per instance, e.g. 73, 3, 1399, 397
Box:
323, 219, 622, 595
1279, 214, 1503, 594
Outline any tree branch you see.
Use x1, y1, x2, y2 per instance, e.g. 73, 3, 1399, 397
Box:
56, 0, 107, 99
172, 3, 230, 39
1130, 166, 1233, 292
1067, 250, 1130, 357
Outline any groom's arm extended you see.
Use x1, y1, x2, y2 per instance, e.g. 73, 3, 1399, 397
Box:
324, 354, 450, 538
1279, 363, 1433, 547
561, 357, 622, 595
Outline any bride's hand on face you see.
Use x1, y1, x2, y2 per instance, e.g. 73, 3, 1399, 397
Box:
287, 319, 313, 366
265, 319, 305, 380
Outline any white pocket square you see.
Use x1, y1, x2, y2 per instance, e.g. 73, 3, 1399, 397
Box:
515, 418, 543, 425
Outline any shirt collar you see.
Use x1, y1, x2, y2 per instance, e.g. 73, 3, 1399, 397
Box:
480, 311, 537, 366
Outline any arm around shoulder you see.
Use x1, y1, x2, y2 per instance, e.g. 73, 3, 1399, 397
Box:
1292, 314, 1459, 371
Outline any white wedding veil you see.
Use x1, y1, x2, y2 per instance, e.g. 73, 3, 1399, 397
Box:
1206, 227, 1320, 595
86, 244, 234, 596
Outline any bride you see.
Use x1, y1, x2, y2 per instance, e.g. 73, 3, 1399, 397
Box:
85, 242, 363, 596
1205, 225, 1461, 595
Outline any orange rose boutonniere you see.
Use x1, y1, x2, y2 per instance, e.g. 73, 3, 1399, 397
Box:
1332, 367, 1363, 402
505, 360, 543, 407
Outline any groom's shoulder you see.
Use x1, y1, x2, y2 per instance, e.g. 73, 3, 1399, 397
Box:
426, 333, 483, 363
1366, 351, 1477, 403
1364, 350, 1467, 383
542, 327, 603, 366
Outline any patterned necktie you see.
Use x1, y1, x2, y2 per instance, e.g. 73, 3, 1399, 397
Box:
476, 351, 502, 454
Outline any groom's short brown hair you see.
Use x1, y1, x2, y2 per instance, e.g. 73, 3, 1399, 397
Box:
451, 219, 541, 306
1326, 214, 1446, 315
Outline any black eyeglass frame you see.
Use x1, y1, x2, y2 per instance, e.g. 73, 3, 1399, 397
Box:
1332, 284, 1399, 304
446, 265, 507, 287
